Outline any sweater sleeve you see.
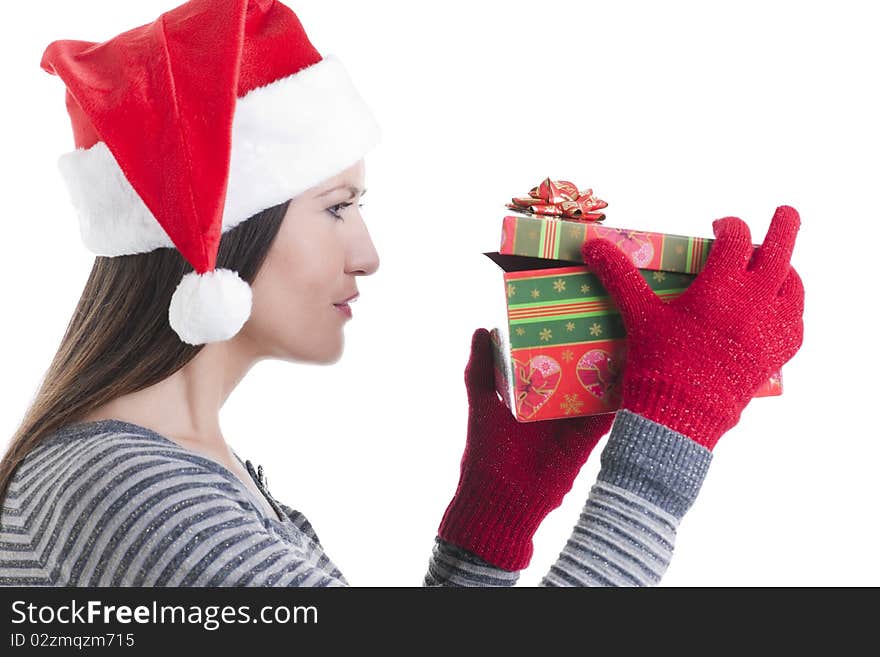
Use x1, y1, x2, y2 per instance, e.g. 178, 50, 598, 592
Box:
423, 409, 713, 587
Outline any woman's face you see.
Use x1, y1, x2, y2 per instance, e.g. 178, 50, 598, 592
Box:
241, 159, 379, 363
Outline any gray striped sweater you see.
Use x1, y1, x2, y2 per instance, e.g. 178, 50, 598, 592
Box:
0, 410, 711, 587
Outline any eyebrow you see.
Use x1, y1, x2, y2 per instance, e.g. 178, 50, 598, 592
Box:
315, 185, 367, 200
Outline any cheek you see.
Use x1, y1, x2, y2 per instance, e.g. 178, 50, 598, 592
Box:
248, 229, 341, 344
254, 252, 317, 325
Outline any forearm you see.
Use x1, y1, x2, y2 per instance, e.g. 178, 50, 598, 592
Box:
423, 409, 712, 587
541, 408, 711, 585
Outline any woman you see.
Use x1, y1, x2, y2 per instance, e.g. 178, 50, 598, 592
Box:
0, 0, 804, 587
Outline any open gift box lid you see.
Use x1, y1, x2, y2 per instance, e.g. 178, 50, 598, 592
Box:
498, 212, 719, 273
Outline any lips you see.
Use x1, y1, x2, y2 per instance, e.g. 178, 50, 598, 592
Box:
334, 292, 359, 305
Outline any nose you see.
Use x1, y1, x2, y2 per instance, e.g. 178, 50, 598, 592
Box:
347, 219, 380, 276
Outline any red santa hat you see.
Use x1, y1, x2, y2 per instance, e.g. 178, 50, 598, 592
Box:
40, 0, 381, 345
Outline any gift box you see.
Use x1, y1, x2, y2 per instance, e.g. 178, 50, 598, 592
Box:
485, 209, 783, 423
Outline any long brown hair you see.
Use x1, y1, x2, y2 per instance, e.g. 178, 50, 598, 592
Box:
0, 199, 291, 506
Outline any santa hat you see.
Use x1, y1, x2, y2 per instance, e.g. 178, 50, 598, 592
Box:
40, 0, 381, 345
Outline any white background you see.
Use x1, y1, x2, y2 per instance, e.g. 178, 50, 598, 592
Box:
1, 0, 877, 586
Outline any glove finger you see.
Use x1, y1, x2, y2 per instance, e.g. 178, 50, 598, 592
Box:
581, 239, 659, 327
768, 266, 805, 366
464, 328, 497, 404
748, 205, 801, 289
702, 216, 754, 275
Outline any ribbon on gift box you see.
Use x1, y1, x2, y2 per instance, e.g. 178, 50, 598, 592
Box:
506, 177, 607, 221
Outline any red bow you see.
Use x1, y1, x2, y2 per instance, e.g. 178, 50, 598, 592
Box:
507, 177, 607, 221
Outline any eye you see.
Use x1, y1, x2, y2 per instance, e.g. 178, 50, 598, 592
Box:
326, 202, 365, 221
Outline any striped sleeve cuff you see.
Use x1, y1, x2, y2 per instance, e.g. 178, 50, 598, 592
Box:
540, 409, 714, 587
423, 537, 519, 587
597, 409, 713, 518
540, 480, 680, 586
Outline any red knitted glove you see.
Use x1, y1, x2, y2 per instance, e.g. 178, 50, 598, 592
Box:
580, 205, 805, 450
437, 328, 615, 571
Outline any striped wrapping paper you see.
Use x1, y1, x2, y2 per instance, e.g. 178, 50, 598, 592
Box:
499, 213, 713, 273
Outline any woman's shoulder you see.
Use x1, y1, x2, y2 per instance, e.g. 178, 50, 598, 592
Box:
37, 417, 190, 451
14, 419, 251, 508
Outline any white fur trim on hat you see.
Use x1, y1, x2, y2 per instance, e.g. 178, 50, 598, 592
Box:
56, 54, 382, 257
168, 269, 253, 346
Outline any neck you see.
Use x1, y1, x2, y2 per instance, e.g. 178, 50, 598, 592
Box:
81, 331, 263, 455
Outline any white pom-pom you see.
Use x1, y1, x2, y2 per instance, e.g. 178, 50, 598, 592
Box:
168, 268, 253, 345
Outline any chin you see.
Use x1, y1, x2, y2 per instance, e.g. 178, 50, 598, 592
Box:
325, 336, 345, 364
280, 336, 344, 365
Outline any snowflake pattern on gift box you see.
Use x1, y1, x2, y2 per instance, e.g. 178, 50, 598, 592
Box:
560, 393, 585, 415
